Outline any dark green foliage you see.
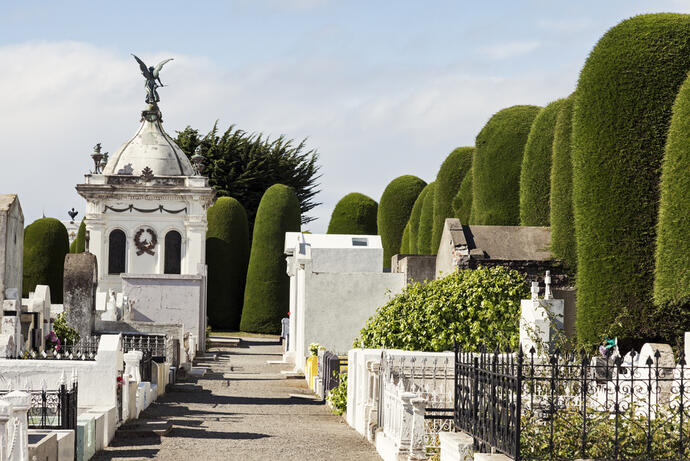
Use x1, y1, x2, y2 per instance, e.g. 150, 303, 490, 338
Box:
207, 197, 250, 330
408, 183, 433, 254
550, 96, 577, 268
355, 266, 529, 352
327, 193, 378, 235
432, 147, 474, 253
520, 99, 565, 226
417, 182, 436, 254
70, 220, 85, 254
654, 72, 690, 307
240, 184, 301, 333
176, 125, 320, 231
472, 105, 541, 225
572, 13, 690, 345
23, 218, 69, 303
400, 222, 411, 254
453, 171, 473, 224
377, 175, 427, 268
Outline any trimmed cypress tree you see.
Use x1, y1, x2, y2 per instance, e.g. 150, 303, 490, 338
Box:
240, 184, 301, 333
453, 171, 473, 224
550, 96, 577, 269
377, 175, 427, 268
207, 197, 250, 330
472, 105, 541, 226
23, 218, 69, 303
520, 99, 565, 226
572, 13, 690, 345
654, 72, 690, 307
327, 193, 378, 235
400, 222, 411, 254
70, 220, 86, 254
417, 182, 436, 254
431, 147, 474, 254
408, 183, 433, 254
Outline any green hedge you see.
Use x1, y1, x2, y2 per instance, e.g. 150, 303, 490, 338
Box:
472, 105, 541, 225
355, 266, 529, 352
572, 13, 690, 345
377, 175, 427, 267
23, 218, 69, 303
327, 193, 378, 235
207, 197, 250, 330
520, 99, 565, 226
69, 220, 85, 254
240, 184, 301, 333
417, 182, 436, 254
654, 72, 690, 307
400, 222, 411, 254
453, 170, 473, 224
550, 96, 577, 268
432, 147, 474, 254
408, 183, 433, 254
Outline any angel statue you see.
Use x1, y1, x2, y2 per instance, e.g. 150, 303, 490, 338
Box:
132, 54, 174, 105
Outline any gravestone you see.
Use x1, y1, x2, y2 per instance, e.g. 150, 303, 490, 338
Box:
63, 253, 98, 338
519, 272, 564, 353
0, 194, 24, 311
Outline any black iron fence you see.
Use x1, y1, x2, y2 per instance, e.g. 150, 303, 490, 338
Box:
122, 333, 166, 383
454, 344, 690, 461
320, 351, 347, 401
0, 381, 78, 430
15, 335, 100, 360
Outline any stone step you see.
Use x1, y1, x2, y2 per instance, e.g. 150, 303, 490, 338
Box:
116, 420, 172, 438
207, 337, 241, 347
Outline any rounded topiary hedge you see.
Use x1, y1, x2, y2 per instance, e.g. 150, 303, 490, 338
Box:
327, 193, 378, 235
520, 99, 565, 226
654, 72, 690, 307
572, 13, 690, 345
377, 175, 427, 267
550, 96, 577, 269
23, 218, 69, 303
207, 197, 250, 330
453, 170, 473, 224
472, 105, 541, 225
355, 266, 529, 352
417, 182, 436, 254
70, 220, 86, 254
240, 184, 301, 333
408, 182, 433, 254
400, 222, 411, 254
432, 147, 474, 254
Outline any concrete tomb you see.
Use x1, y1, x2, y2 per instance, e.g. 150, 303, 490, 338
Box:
63, 253, 98, 338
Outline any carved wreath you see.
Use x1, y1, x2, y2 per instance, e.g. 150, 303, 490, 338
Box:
134, 228, 157, 256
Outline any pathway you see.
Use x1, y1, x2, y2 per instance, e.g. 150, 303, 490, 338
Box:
93, 338, 380, 460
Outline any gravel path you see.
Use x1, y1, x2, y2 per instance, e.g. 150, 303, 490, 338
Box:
93, 338, 381, 460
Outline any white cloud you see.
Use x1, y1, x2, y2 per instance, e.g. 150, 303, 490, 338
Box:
478, 41, 541, 60
0, 41, 575, 232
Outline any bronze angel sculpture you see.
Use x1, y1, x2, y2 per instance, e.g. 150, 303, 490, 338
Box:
132, 54, 174, 105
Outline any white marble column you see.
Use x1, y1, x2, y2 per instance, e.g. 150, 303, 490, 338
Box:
0, 399, 12, 461
3, 390, 30, 461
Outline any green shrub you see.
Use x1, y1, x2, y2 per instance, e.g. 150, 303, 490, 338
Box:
416, 182, 436, 254
327, 373, 347, 416
327, 193, 378, 235
654, 72, 690, 307
453, 171, 473, 224
550, 96, 577, 269
520, 99, 565, 226
53, 312, 80, 345
377, 175, 427, 268
472, 105, 541, 225
240, 184, 301, 333
432, 147, 473, 253
23, 218, 69, 303
572, 13, 690, 345
69, 220, 85, 254
207, 197, 250, 330
408, 182, 433, 254
355, 266, 529, 352
400, 222, 411, 254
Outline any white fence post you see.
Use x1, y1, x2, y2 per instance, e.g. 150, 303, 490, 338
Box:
0, 399, 12, 461
3, 390, 30, 461
408, 395, 427, 460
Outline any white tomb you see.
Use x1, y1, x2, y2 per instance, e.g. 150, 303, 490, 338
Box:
519, 272, 564, 353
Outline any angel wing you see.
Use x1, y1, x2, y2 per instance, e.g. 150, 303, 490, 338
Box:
132, 54, 152, 79
152, 58, 174, 79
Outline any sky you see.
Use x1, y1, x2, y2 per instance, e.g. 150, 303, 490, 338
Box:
2, 0, 690, 232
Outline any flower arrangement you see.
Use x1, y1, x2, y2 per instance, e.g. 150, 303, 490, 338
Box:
116, 375, 123, 394
309, 343, 320, 357
45, 330, 61, 352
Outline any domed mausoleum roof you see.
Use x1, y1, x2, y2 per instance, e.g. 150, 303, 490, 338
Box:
102, 107, 194, 177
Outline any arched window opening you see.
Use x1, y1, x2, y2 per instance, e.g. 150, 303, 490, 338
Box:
164, 231, 182, 274
108, 229, 126, 274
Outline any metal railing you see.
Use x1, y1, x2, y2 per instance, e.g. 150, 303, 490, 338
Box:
454, 344, 690, 461
0, 381, 78, 430
320, 351, 346, 401
16, 335, 100, 360
122, 333, 166, 384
